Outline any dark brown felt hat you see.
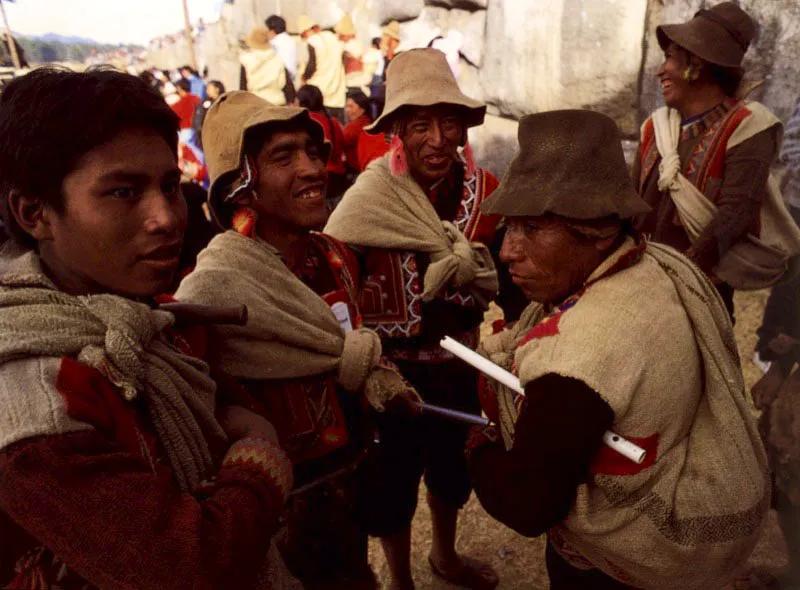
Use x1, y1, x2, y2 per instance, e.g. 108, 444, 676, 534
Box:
656, 2, 756, 68
202, 91, 329, 224
367, 48, 486, 134
481, 110, 650, 219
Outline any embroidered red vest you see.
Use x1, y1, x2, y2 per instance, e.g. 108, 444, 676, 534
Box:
639, 99, 760, 217
357, 167, 500, 341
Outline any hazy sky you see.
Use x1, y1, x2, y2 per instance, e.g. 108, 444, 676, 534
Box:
3, 0, 225, 45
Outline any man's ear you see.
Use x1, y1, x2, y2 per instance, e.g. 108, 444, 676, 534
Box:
7, 190, 54, 242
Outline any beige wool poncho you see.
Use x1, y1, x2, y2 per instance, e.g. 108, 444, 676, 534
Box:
175, 230, 413, 409
0, 241, 225, 492
480, 238, 769, 589
325, 155, 498, 307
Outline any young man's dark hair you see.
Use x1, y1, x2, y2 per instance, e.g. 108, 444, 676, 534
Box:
175, 77, 192, 94
0, 67, 179, 248
371, 37, 381, 49
265, 15, 287, 35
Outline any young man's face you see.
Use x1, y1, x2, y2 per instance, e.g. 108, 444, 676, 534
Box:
38, 127, 187, 298
251, 126, 328, 237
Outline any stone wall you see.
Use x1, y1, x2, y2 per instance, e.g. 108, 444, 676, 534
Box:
146, 0, 800, 177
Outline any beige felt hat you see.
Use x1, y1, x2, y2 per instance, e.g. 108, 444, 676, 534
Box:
296, 15, 315, 35
335, 14, 356, 37
656, 2, 756, 68
367, 48, 486, 134
482, 110, 650, 220
244, 27, 270, 50
202, 91, 329, 225
381, 20, 401, 42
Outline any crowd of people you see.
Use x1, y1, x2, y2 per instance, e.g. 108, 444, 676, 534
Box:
0, 3, 799, 590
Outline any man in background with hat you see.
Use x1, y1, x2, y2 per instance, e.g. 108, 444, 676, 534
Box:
326, 48, 506, 590
297, 15, 347, 121
239, 26, 292, 106
634, 2, 794, 320
470, 109, 769, 589
335, 14, 370, 92
177, 91, 420, 589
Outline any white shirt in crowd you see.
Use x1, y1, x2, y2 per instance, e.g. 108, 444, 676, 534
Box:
270, 31, 297, 82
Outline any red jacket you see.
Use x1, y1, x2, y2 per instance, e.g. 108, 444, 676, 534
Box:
310, 111, 347, 176
171, 93, 201, 130
357, 130, 391, 171
343, 115, 372, 172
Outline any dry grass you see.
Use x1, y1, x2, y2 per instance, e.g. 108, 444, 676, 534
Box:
367, 291, 789, 589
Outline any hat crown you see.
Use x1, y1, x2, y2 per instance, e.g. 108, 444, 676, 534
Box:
335, 14, 355, 36
246, 26, 270, 49
482, 110, 650, 220
382, 20, 401, 40
297, 15, 314, 34
367, 48, 486, 133
701, 2, 756, 48
656, 1, 756, 68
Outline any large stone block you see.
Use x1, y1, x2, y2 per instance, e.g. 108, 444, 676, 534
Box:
479, 0, 648, 137
468, 114, 519, 178
374, 0, 425, 24
425, 0, 488, 10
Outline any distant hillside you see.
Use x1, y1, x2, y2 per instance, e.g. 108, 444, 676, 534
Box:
8, 33, 143, 65
35, 32, 99, 45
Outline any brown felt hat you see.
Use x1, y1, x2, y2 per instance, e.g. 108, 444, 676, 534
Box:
335, 14, 356, 37
381, 21, 401, 42
366, 48, 486, 134
656, 2, 756, 68
202, 91, 329, 224
481, 110, 650, 220
244, 27, 270, 50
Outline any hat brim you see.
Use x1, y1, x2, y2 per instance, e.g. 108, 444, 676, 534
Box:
656, 21, 745, 68
366, 100, 486, 135
208, 110, 331, 228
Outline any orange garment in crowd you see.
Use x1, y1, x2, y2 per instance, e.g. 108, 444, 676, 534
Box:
343, 114, 372, 172
310, 111, 347, 176
357, 130, 390, 171
170, 93, 201, 130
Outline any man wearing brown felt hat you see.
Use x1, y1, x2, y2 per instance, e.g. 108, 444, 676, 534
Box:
326, 48, 512, 590
468, 109, 769, 589
634, 2, 800, 321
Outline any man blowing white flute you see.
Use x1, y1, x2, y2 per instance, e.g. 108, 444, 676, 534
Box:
466, 110, 769, 590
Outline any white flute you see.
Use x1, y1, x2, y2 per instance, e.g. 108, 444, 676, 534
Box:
440, 336, 647, 464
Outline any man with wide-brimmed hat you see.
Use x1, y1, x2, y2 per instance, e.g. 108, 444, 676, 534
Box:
469, 109, 769, 589
239, 26, 291, 106
634, 2, 800, 320
297, 15, 347, 119
325, 48, 509, 590
176, 91, 420, 589
335, 14, 370, 92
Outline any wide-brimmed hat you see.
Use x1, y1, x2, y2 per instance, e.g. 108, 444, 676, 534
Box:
202, 91, 329, 225
656, 2, 756, 68
244, 27, 270, 50
382, 20, 401, 42
296, 15, 315, 35
482, 110, 650, 220
367, 48, 486, 134
335, 14, 356, 37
